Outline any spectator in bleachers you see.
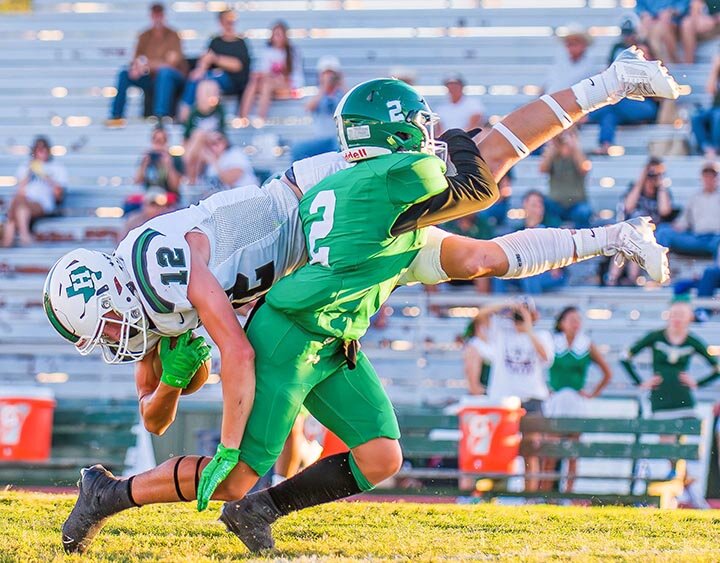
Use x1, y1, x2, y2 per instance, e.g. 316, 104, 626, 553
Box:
183, 80, 226, 184
541, 306, 612, 492
107, 3, 187, 125
680, 0, 720, 64
389, 66, 417, 86
434, 73, 485, 135
543, 24, 595, 94
126, 126, 181, 214
607, 157, 673, 285
589, 41, 660, 156
179, 9, 251, 123
291, 56, 345, 161
492, 191, 567, 294
239, 21, 303, 125
1, 136, 67, 247
691, 53, 720, 158
538, 129, 592, 227
462, 318, 491, 396
119, 187, 176, 241
656, 161, 720, 257
608, 14, 642, 62
635, 0, 690, 63
468, 297, 553, 492
199, 131, 258, 191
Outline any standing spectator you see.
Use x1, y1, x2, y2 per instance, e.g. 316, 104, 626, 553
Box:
179, 9, 251, 123
493, 191, 567, 294
199, 131, 258, 191
542, 306, 612, 492
107, 3, 187, 125
608, 14, 642, 63
543, 24, 595, 94
291, 56, 345, 161
239, 21, 303, 124
691, 53, 720, 158
467, 297, 554, 492
2, 136, 67, 247
635, 0, 690, 63
183, 80, 226, 184
680, 0, 720, 64
119, 187, 176, 241
538, 129, 592, 227
607, 157, 673, 285
656, 161, 720, 257
589, 41, 660, 155
434, 73, 485, 135
462, 317, 492, 396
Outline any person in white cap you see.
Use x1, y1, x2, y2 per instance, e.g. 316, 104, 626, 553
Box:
543, 23, 595, 94
434, 73, 485, 135
292, 55, 346, 160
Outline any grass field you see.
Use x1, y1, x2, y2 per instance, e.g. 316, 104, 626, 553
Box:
2, 492, 720, 562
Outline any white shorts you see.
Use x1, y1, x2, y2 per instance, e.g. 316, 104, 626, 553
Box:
398, 227, 451, 286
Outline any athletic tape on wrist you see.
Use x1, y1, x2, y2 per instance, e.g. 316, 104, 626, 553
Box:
493, 122, 530, 158
540, 95, 573, 129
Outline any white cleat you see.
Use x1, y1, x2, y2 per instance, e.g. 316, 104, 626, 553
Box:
605, 216, 670, 284
610, 46, 691, 101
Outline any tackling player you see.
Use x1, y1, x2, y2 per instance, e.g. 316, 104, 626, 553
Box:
53, 47, 685, 553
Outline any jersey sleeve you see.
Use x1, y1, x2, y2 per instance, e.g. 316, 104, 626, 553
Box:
127, 227, 192, 314
688, 333, 720, 386
384, 153, 448, 206
390, 129, 499, 235
620, 330, 658, 385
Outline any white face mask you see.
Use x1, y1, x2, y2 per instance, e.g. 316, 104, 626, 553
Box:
411, 109, 447, 163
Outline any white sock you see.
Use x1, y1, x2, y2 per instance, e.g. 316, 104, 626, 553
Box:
494, 226, 614, 279
571, 66, 622, 113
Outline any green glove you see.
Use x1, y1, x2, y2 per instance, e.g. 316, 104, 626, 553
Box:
197, 443, 240, 511
159, 330, 212, 389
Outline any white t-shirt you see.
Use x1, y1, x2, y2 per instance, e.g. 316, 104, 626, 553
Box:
259, 46, 304, 89
436, 96, 485, 132
15, 160, 68, 213
470, 316, 553, 403
543, 50, 595, 93
204, 146, 259, 190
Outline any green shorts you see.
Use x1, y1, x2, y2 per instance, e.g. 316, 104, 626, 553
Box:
239, 304, 400, 476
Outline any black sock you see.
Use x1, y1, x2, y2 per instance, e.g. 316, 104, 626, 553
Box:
265, 452, 363, 516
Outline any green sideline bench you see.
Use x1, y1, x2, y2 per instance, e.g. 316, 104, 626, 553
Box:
0, 399, 138, 487
392, 410, 702, 508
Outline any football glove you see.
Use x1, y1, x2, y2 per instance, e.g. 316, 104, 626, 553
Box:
197, 443, 240, 511
159, 330, 212, 389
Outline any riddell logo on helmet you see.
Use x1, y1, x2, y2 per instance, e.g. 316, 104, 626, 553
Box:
343, 148, 368, 161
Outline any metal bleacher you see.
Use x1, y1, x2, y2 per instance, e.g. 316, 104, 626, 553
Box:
1, 0, 720, 404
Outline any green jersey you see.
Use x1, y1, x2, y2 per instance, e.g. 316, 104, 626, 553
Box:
548, 332, 592, 392
621, 329, 720, 412
267, 152, 447, 340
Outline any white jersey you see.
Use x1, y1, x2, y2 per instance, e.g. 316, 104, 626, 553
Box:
114, 152, 352, 353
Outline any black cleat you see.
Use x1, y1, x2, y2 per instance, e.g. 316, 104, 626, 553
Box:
61, 464, 136, 554
219, 491, 281, 552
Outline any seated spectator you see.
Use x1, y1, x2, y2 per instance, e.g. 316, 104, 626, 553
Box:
434, 73, 485, 135
119, 187, 176, 241
183, 80, 226, 184
107, 3, 187, 125
468, 297, 553, 492
492, 191, 567, 294
636, 0, 690, 63
588, 41, 659, 155
199, 132, 258, 191
239, 21, 303, 124
691, 53, 720, 158
541, 306, 612, 492
543, 24, 595, 94
608, 13, 642, 62
680, 0, 720, 64
656, 161, 720, 257
291, 56, 345, 161
607, 157, 673, 285
126, 126, 181, 214
2, 136, 67, 247
538, 129, 592, 227
179, 9, 251, 123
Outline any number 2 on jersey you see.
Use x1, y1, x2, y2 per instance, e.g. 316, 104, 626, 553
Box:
308, 190, 336, 266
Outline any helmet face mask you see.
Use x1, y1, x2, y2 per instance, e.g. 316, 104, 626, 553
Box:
43, 249, 149, 364
335, 78, 447, 163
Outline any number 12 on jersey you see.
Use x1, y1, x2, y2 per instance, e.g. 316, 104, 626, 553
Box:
308, 190, 336, 267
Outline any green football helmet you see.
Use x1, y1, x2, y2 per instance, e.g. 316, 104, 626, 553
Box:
334, 78, 446, 162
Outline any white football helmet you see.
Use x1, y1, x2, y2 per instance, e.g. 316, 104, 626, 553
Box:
43, 248, 149, 363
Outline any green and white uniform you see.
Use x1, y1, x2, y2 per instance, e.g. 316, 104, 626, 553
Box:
621, 329, 720, 418
544, 332, 592, 418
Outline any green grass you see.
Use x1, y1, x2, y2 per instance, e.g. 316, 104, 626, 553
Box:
1, 492, 719, 562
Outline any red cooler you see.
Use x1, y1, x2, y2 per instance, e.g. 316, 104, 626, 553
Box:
458, 405, 525, 474
0, 388, 56, 462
